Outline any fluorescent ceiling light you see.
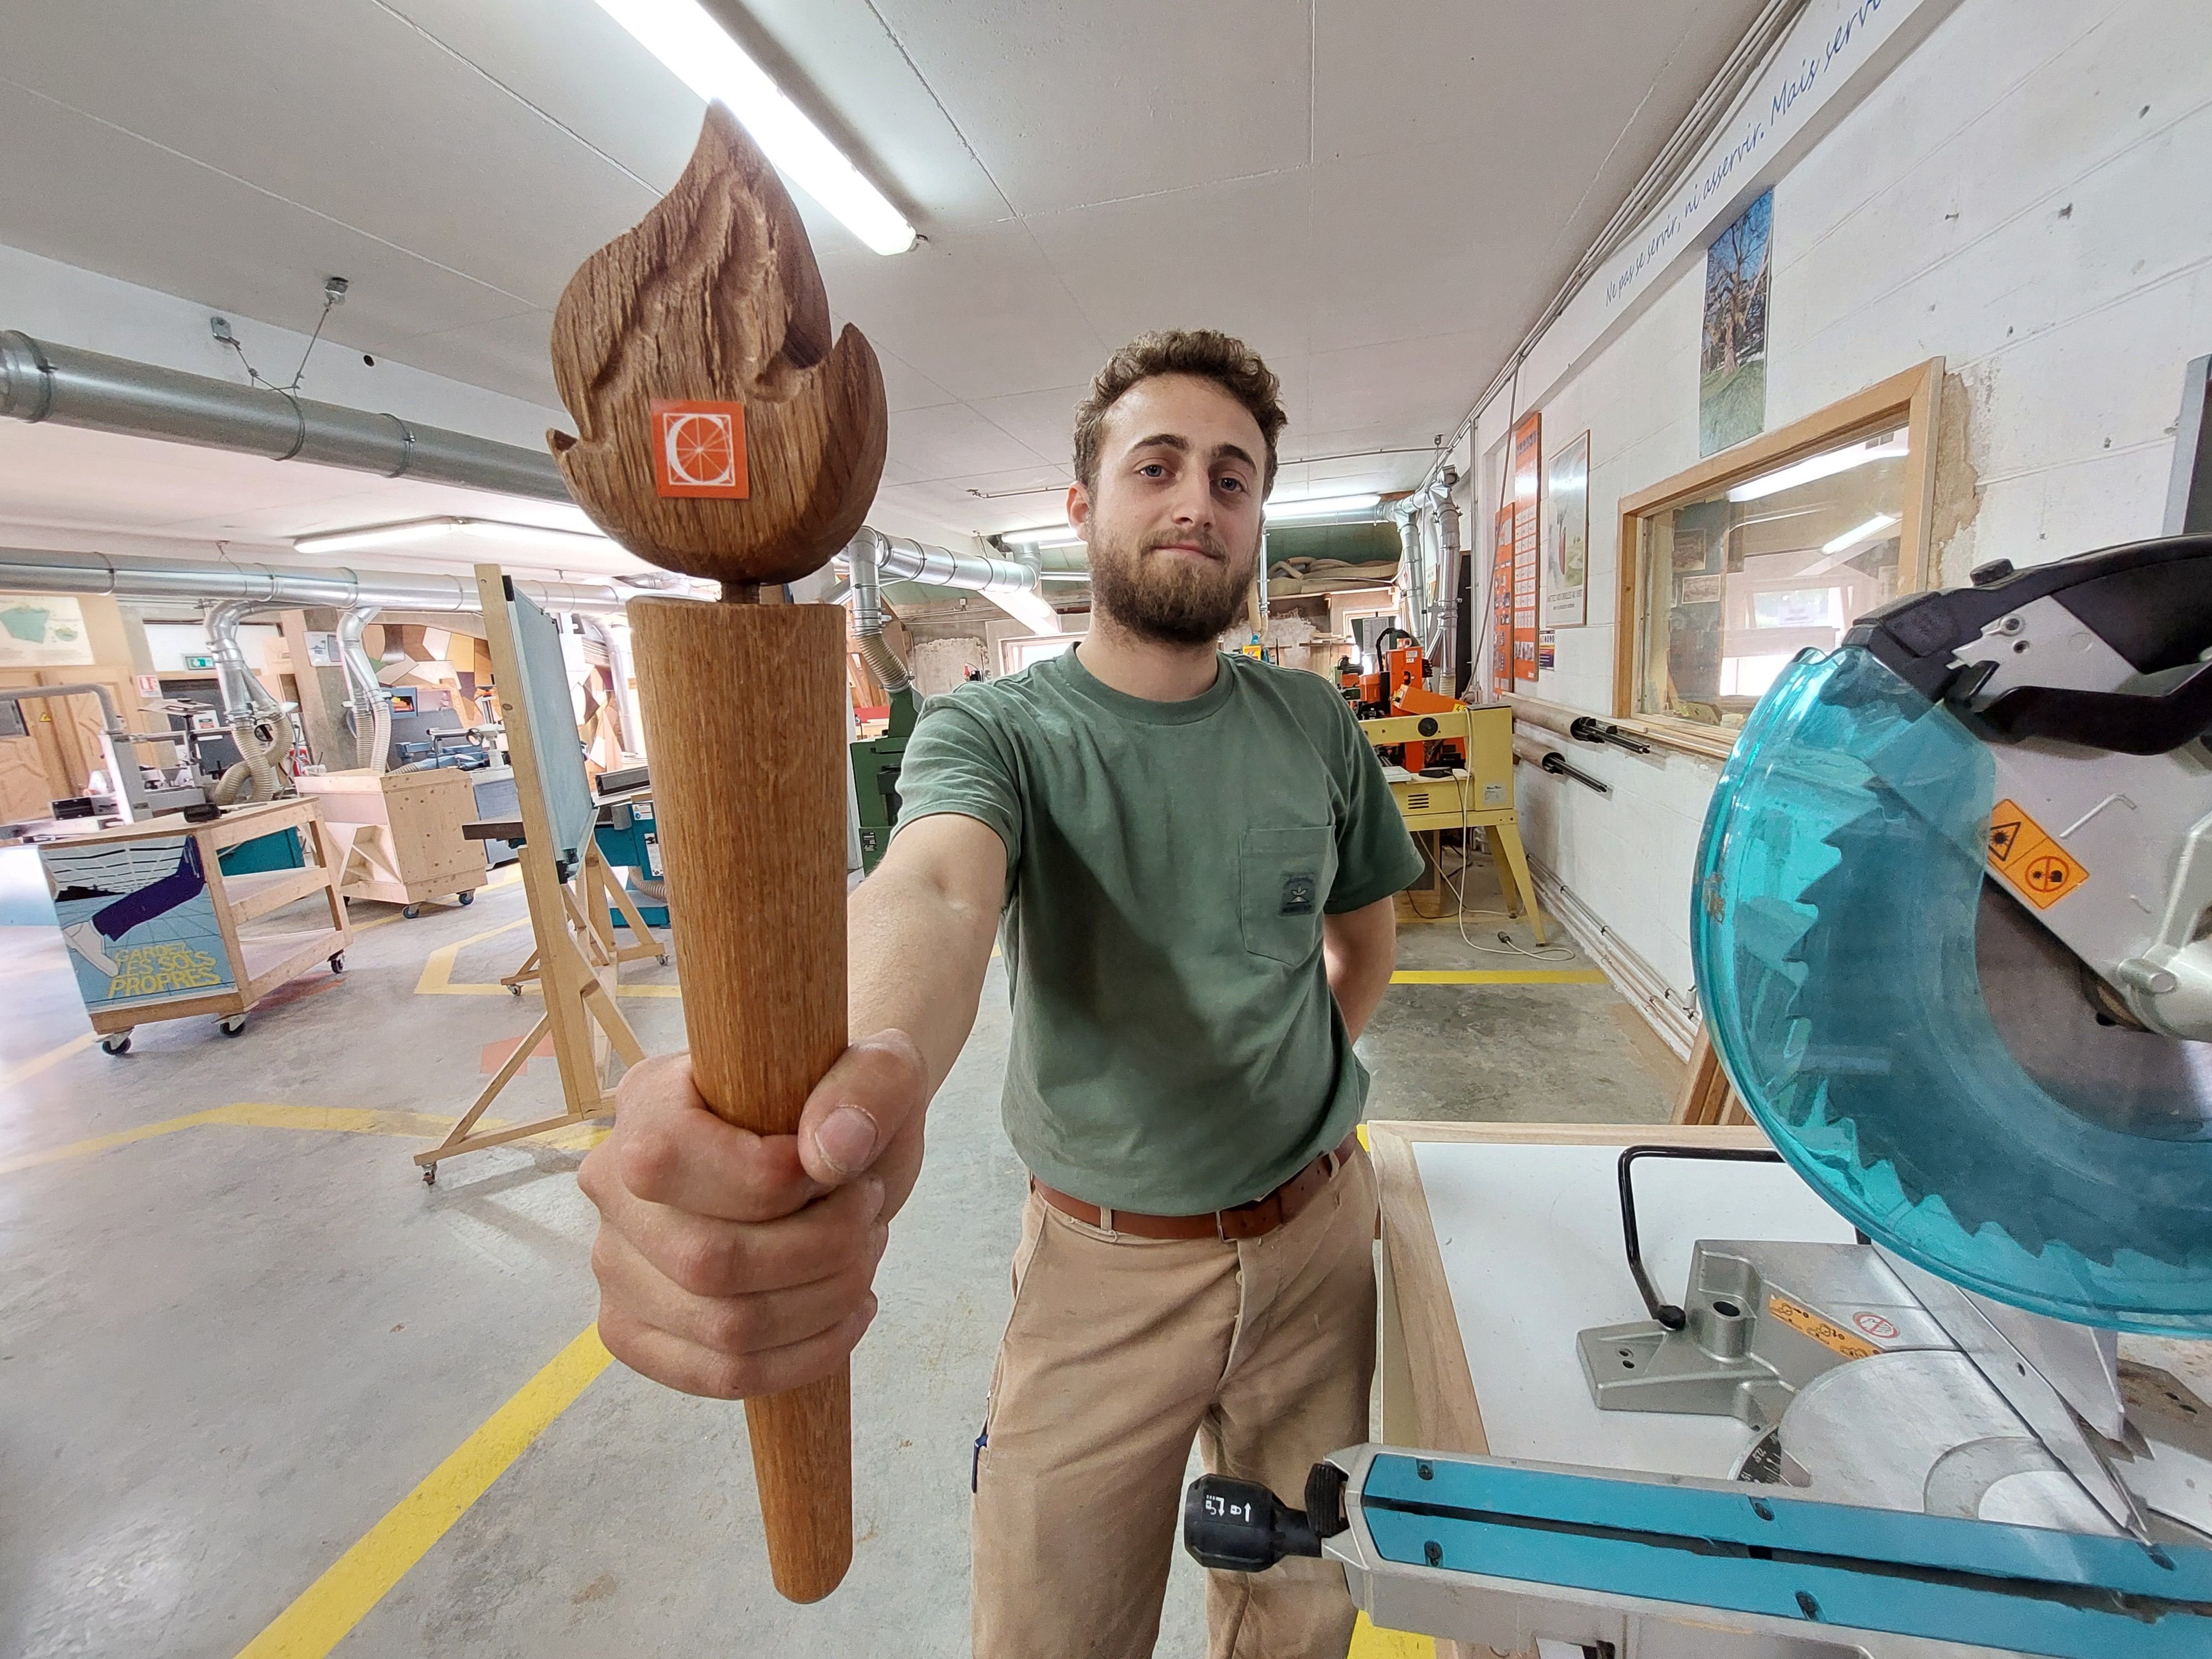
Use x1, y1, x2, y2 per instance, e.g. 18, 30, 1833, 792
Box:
994, 588, 1060, 634
593, 0, 916, 256
998, 524, 1076, 547
1265, 492, 1382, 523
1728, 432, 1908, 502
1820, 512, 1900, 556
1035, 571, 1091, 582
294, 518, 614, 556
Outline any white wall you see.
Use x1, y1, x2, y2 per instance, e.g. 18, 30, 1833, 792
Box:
1462, 0, 2212, 1012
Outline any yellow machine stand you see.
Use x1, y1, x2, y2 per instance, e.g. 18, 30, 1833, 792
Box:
1360, 702, 1545, 942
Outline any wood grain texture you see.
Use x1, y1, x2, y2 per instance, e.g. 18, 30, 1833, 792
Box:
629, 596, 851, 1601
547, 105, 887, 587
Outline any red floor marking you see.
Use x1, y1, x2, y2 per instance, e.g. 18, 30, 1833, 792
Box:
479, 1032, 557, 1076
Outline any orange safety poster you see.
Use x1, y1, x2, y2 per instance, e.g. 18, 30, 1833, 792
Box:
1511, 413, 1542, 685
1489, 505, 1515, 700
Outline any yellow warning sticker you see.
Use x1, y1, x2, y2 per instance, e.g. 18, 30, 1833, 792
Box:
1986, 797, 2089, 910
1766, 1293, 1881, 1359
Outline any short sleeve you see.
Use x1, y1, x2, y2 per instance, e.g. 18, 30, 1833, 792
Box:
1322, 695, 1425, 913
890, 692, 1022, 877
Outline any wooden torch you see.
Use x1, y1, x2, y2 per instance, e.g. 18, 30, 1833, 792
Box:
546, 106, 888, 1603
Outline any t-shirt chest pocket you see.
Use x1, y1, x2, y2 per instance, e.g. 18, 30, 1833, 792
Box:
1239, 826, 1336, 966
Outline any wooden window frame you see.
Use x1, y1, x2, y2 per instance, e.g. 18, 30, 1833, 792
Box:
1611, 358, 1944, 760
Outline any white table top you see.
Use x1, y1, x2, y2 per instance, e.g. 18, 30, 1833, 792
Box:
1411, 1137, 1856, 1479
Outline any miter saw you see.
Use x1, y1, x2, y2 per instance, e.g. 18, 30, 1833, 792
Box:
1182, 532, 2212, 1657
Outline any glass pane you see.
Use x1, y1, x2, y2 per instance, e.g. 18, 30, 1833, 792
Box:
1637, 424, 1910, 727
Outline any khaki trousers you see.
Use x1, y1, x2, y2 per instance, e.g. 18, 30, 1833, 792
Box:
971, 1147, 1378, 1659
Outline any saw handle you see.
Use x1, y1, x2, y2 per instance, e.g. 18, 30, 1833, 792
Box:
1615, 1145, 1783, 1330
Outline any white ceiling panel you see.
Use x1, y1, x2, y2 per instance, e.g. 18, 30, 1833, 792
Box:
1024, 169, 1316, 361
886, 401, 1052, 482
0, 0, 1770, 557
865, 0, 1314, 217
829, 216, 1109, 404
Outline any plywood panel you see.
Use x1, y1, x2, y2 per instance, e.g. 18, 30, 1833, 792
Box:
0, 735, 51, 820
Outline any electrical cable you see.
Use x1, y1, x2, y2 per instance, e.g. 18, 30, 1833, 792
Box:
1401, 752, 1577, 962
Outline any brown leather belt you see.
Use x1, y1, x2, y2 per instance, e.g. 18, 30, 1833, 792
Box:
1032, 1131, 1361, 1242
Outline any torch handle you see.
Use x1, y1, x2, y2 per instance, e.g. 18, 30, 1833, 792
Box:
628, 596, 852, 1604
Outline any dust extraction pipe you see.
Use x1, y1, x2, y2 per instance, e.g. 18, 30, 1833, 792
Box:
0, 545, 624, 615
0, 332, 569, 501
204, 597, 295, 803
841, 528, 1042, 695
335, 607, 390, 770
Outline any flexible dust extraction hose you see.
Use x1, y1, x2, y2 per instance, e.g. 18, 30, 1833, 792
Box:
206, 597, 295, 803
846, 529, 912, 695
336, 606, 391, 772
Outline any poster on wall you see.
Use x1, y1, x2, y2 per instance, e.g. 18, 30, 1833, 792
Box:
42, 836, 235, 1014
1699, 189, 1772, 457
1488, 505, 1515, 701
1510, 413, 1542, 685
1542, 430, 1591, 627
0, 593, 95, 668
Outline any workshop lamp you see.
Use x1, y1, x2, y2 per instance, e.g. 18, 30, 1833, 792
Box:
1726, 431, 1908, 502
592, 0, 917, 255
1263, 492, 1383, 522
292, 518, 615, 556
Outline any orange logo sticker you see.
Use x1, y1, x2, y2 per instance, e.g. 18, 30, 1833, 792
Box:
1987, 797, 2088, 911
650, 400, 748, 499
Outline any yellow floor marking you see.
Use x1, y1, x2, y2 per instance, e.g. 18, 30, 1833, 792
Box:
1349, 1611, 1434, 1657
0, 1030, 96, 1088
1390, 968, 1607, 984
0, 1102, 546, 1177
414, 917, 535, 996
235, 1325, 612, 1659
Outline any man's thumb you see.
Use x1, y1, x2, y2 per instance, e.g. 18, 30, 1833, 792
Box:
796, 1030, 925, 1188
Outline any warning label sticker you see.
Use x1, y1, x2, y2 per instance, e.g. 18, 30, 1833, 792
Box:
1986, 798, 2088, 910
1767, 1293, 1881, 1359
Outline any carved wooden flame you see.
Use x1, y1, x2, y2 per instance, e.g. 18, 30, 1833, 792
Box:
547, 104, 888, 588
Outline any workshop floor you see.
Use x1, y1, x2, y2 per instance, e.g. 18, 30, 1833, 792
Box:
0, 842, 1674, 1658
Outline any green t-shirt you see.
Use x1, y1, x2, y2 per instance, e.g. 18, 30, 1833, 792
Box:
890, 646, 1423, 1213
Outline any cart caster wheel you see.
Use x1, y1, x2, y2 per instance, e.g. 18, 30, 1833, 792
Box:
422, 1164, 437, 1186
657, 953, 670, 968
509, 983, 524, 998
328, 953, 345, 974
458, 889, 475, 906
403, 904, 422, 920
101, 1033, 132, 1056
219, 1015, 247, 1037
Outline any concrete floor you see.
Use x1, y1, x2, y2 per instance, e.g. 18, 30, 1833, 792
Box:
0, 843, 1675, 1658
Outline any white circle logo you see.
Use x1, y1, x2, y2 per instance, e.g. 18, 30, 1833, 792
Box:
662, 411, 737, 487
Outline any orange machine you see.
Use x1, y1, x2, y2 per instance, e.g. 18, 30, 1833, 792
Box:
1340, 627, 1464, 770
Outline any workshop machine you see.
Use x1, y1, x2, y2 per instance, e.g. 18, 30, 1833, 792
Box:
851, 683, 916, 875
1185, 533, 2212, 1657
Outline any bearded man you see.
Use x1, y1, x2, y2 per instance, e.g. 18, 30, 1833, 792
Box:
578, 330, 1422, 1658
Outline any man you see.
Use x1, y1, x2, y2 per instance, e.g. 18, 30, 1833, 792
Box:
580, 329, 1423, 1657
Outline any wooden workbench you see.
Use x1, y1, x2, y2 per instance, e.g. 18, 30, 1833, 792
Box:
38, 797, 351, 1051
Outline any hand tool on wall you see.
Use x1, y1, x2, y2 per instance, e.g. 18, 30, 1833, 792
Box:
546, 104, 889, 1604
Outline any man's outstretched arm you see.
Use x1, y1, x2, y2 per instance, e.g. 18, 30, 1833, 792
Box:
578, 812, 1005, 1399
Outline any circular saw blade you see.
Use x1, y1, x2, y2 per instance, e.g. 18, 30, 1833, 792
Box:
1691, 644, 2212, 1335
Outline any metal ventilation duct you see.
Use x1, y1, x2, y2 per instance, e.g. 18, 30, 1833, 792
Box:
0, 331, 570, 501
0, 545, 624, 614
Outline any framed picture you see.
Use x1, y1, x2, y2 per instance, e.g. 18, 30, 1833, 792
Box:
1542, 431, 1591, 627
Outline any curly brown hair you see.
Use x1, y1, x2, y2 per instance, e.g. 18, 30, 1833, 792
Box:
1071, 330, 1286, 496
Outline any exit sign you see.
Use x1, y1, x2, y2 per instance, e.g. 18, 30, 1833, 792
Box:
183, 654, 215, 670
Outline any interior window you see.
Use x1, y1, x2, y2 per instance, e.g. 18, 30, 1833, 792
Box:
1636, 425, 1910, 728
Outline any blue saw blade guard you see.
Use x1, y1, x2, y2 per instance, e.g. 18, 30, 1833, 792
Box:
1690, 643, 2212, 1334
